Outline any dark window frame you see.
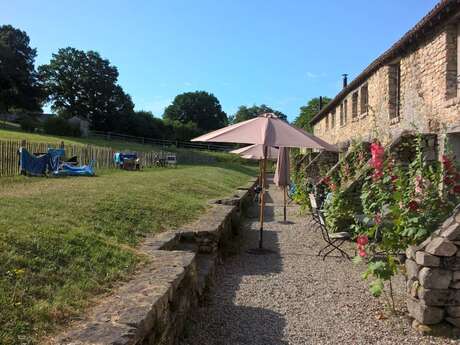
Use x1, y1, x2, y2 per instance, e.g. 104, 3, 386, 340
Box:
360, 84, 368, 115
389, 62, 401, 122
352, 91, 359, 120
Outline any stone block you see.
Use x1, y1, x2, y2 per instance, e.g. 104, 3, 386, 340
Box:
406, 259, 420, 280
451, 281, 460, 289
418, 235, 435, 250
407, 297, 444, 325
419, 267, 452, 289
441, 223, 460, 241
447, 306, 460, 317
454, 271, 460, 281
406, 245, 420, 260
415, 251, 441, 267
425, 237, 457, 257
442, 257, 460, 270
418, 287, 452, 306
442, 216, 455, 229
455, 211, 460, 223
446, 317, 460, 328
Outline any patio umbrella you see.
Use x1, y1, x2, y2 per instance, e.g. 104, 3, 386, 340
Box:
231, 144, 279, 160
274, 147, 291, 223
192, 113, 335, 251
231, 144, 279, 189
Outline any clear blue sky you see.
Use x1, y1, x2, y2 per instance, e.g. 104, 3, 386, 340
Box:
2, 0, 439, 122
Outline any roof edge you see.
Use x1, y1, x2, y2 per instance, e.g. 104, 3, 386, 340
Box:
310, 0, 460, 126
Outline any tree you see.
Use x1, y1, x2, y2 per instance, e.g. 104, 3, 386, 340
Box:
163, 91, 227, 131
293, 97, 331, 132
39, 47, 134, 131
232, 104, 287, 124
121, 110, 171, 139
0, 25, 42, 112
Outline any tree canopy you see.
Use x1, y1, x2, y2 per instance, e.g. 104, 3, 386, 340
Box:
293, 97, 331, 132
231, 104, 287, 124
163, 91, 227, 131
0, 25, 43, 112
39, 47, 134, 130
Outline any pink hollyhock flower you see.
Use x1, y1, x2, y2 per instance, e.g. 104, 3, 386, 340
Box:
357, 235, 369, 246
370, 142, 384, 181
358, 249, 367, 257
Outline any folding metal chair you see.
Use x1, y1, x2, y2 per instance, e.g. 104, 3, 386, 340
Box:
315, 209, 351, 261
308, 193, 322, 228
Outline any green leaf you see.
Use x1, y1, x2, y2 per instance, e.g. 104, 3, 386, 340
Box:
369, 279, 384, 297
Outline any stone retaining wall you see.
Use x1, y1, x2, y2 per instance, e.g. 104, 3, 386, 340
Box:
52, 178, 257, 345
406, 205, 460, 330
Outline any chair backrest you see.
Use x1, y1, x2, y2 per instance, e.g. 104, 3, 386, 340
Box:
166, 155, 177, 164
317, 211, 326, 226
309, 193, 318, 210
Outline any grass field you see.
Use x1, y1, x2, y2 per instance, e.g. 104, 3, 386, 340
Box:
0, 128, 249, 166
0, 128, 174, 152
0, 163, 256, 344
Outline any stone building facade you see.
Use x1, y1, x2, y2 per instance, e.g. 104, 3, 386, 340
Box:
310, 0, 460, 157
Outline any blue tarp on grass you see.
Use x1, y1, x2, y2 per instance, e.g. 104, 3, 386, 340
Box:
19, 148, 95, 177
19, 148, 48, 176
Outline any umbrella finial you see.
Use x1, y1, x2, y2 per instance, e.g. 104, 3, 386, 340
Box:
261, 112, 278, 118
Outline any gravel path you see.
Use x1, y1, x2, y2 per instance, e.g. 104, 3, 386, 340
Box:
180, 181, 455, 345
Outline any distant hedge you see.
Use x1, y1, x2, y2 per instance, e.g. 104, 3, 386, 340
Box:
43, 117, 81, 137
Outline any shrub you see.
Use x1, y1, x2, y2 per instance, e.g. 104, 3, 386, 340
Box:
43, 117, 81, 137
18, 115, 39, 132
355, 135, 460, 310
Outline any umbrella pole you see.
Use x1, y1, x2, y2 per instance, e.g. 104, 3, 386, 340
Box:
283, 185, 287, 222
259, 147, 268, 249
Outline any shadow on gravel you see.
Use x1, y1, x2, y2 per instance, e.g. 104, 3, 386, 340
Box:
180, 209, 287, 345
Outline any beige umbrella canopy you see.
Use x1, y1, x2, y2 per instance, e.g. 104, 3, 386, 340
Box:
274, 147, 291, 223
231, 144, 279, 160
192, 113, 337, 150
192, 113, 336, 252
231, 144, 279, 191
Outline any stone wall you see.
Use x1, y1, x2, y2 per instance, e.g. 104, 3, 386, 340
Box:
405, 205, 460, 330
313, 17, 460, 153
51, 178, 257, 345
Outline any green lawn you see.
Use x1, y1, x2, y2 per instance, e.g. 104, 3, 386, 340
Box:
0, 163, 256, 344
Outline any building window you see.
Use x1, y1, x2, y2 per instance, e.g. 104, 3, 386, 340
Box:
352, 92, 358, 120
446, 22, 459, 99
389, 62, 401, 121
344, 99, 348, 124
360, 84, 368, 115
340, 101, 348, 126
331, 109, 336, 128
340, 103, 344, 126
